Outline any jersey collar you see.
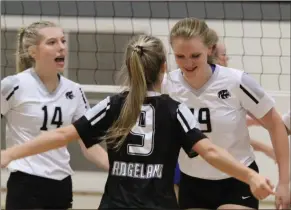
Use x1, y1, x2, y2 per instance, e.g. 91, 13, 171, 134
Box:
147, 91, 161, 97
29, 68, 63, 96
178, 65, 220, 97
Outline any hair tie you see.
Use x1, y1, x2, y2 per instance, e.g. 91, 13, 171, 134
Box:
19, 27, 26, 35
134, 45, 144, 55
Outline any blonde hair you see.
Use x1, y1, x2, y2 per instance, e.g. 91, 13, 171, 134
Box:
103, 35, 166, 149
16, 21, 57, 73
170, 18, 219, 64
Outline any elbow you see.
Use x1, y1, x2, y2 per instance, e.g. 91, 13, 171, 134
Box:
193, 138, 222, 162
53, 131, 69, 147
200, 144, 221, 162
261, 108, 283, 132
54, 127, 74, 146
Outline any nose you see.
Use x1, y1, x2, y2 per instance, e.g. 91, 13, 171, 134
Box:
184, 59, 194, 69
59, 40, 66, 51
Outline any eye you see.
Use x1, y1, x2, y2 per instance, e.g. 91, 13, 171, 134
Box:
192, 54, 201, 58
175, 55, 184, 59
47, 40, 56, 45
62, 40, 67, 44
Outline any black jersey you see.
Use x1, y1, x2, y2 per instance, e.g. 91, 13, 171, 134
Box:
73, 91, 207, 209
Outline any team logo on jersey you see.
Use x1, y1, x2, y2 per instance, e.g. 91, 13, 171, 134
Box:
65, 91, 74, 99
218, 89, 231, 99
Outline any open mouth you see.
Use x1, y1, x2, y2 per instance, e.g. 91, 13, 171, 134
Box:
55, 57, 65, 62
55, 56, 65, 66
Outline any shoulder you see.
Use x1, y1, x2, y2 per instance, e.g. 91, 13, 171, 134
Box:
216, 65, 244, 83
60, 76, 87, 97
110, 91, 128, 105
158, 94, 183, 118
1, 71, 28, 96
161, 94, 180, 107
162, 69, 184, 94
1, 69, 33, 87
215, 65, 254, 95
1, 75, 20, 102
1, 75, 19, 90
61, 76, 81, 89
1, 70, 35, 102
221, 66, 266, 99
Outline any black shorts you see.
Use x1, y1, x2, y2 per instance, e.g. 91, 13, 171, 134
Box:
179, 161, 259, 209
6, 171, 73, 210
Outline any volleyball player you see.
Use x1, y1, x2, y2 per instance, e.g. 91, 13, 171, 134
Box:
162, 18, 290, 210
1, 35, 275, 209
1, 21, 109, 209
212, 41, 229, 67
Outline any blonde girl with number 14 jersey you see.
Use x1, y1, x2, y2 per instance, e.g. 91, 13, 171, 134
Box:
1, 21, 109, 210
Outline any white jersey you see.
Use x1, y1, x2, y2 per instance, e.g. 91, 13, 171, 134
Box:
1, 68, 89, 180
162, 65, 275, 180
282, 110, 290, 132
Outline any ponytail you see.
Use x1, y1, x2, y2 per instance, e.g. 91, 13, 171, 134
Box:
16, 27, 33, 73
101, 35, 165, 150
104, 47, 147, 149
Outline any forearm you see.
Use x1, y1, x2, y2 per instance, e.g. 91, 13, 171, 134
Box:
269, 122, 290, 183
82, 144, 109, 171
6, 130, 68, 161
201, 145, 256, 185
250, 140, 272, 153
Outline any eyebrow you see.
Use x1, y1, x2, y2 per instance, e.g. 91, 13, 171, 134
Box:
175, 53, 201, 56
45, 36, 65, 41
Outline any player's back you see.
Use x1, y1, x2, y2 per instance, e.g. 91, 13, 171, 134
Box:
100, 91, 190, 209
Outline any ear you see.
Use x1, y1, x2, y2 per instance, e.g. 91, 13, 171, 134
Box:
28, 45, 37, 59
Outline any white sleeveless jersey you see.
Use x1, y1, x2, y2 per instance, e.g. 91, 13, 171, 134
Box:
162, 65, 275, 180
282, 111, 290, 132
1, 68, 89, 180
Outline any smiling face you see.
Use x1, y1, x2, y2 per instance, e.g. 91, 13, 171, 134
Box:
30, 27, 67, 74
171, 36, 212, 79
169, 18, 218, 81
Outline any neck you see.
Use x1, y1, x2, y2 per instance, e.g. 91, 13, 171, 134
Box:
34, 67, 60, 93
184, 64, 212, 90
148, 83, 162, 93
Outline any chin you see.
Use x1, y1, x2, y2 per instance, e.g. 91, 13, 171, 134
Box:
183, 69, 198, 78
57, 67, 65, 73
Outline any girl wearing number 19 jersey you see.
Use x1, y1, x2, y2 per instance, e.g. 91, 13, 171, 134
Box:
162, 17, 290, 210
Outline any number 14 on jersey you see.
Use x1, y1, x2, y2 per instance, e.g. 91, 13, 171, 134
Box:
40, 106, 63, 131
